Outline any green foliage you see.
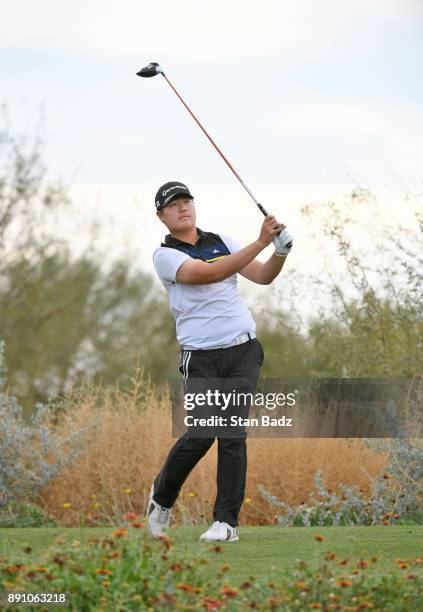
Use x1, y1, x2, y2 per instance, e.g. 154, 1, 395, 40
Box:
295, 192, 422, 378
0, 530, 422, 610
307, 291, 422, 377
0, 502, 57, 528
254, 310, 312, 379
1, 248, 176, 411
0, 115, 176, 412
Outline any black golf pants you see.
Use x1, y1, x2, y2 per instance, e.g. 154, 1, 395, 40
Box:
153, 338, 264, 527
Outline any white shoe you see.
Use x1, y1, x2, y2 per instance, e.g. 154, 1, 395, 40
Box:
199, 521, 239, 542
146, 484, 172, 538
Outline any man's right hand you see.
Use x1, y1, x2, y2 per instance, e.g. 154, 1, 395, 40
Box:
257, 215, 285, 248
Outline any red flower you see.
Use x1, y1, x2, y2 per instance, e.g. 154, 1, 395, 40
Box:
26, 572, 38, 580
53, 556, 65, 566
202, 597, 223, 610
176, 583, 195, 591
162, 593, 176, 603
295, 581, 308, 590
122, 512, 138, 521
220, 585, 238, 597
240, 581, 252, 589
111, 528, 127, 538
158, 534, 172, 550
209, 545, 223, 553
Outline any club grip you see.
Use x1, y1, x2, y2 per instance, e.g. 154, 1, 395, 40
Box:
257, 203, 268, 216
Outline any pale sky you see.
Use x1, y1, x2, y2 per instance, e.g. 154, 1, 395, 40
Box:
2, 0, 422, 316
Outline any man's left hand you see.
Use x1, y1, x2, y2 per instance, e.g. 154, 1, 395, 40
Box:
273, 228, 294, 256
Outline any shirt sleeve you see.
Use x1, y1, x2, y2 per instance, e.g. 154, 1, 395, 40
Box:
219, 234, 242, 254
153, 247, 191, 283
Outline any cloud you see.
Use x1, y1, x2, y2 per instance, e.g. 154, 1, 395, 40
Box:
2, 0, 420, 63
275, 98, 422, 142
2, 0, 421, 190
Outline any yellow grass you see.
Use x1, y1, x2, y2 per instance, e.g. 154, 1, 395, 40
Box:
40, 371, 387, 526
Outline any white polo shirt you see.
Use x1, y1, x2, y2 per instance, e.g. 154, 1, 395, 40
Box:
153, 232, 256, 349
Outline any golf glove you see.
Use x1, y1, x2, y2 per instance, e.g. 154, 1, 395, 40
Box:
273, 228, 294, 256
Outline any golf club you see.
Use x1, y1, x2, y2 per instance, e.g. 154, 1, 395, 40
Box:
136, 61, 269, 217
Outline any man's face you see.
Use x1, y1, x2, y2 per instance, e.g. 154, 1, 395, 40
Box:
157, 196, 196, 232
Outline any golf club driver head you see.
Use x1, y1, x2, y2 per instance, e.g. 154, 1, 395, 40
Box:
136, 62, 163, 78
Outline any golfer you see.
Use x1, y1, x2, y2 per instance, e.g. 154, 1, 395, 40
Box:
147, 181, 293, 542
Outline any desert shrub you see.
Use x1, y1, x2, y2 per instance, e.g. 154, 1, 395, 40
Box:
0, 341, 95, 509
363, 437, 423, 521
0, 529, 422, 610
260, 438, 423, 526
38, 369, 387, 526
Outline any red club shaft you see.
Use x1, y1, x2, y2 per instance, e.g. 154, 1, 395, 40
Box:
161, 73, 268, 217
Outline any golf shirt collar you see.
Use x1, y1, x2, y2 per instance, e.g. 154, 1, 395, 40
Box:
162, 227, 206, 248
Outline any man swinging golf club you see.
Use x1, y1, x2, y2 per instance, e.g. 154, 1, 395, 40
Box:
146, 180, 293, 542
137, 61, 292, 540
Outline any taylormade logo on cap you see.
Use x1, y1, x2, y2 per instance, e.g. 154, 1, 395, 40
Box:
162, 185, 186, 197
155, 181, 194, 210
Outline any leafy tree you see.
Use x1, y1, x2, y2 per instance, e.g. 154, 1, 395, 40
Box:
254, 309, 312, 378
300, 190, 423, 377
0, 112, 176, 412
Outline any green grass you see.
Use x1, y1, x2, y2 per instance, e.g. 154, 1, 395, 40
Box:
1, 525, 422, 582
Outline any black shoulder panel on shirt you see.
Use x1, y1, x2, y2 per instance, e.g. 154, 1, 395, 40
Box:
160, 228, 231, 263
